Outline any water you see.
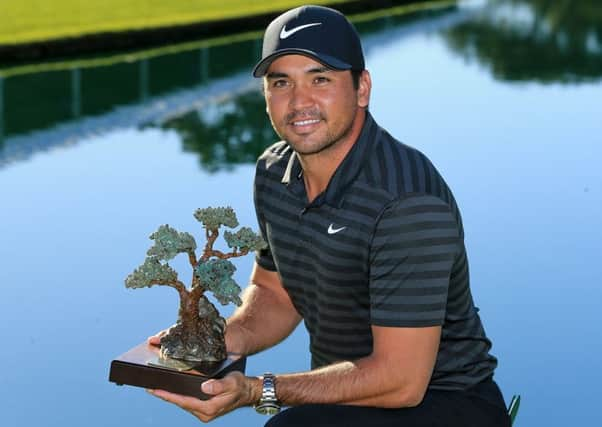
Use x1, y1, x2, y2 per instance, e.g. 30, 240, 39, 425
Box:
1, 1, 601, 426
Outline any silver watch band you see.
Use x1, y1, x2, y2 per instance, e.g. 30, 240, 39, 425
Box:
262, 373, 277, 401
255, 372, 281, 415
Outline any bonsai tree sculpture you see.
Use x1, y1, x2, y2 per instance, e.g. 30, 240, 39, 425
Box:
124, 207, 266, 365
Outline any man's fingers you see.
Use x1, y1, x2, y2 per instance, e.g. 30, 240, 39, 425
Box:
146, 329, 168, 345
148, 389, 223, 422
149, 389, 205, 411
202, 372, 246, 396
201, 378, 228, 395
191, 409, 222, 423
147, 335, 161, 345
147, 372, 250, 423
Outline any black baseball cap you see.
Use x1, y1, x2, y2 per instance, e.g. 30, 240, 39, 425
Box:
253, 5, 365, 77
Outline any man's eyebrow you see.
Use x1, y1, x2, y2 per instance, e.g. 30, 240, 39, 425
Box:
265, 71, 288, 79
307, 66, 332, 74
265, 66, 333, 79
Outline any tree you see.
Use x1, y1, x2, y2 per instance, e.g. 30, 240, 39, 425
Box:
125, 207, 266, 363
443, 0, 602, 84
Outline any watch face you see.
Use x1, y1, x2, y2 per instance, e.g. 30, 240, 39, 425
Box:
256, 403, 281, 415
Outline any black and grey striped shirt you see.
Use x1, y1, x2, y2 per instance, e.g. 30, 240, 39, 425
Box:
254, 112, 497, 390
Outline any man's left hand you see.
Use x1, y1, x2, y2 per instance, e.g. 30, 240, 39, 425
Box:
148, 372, 260, 422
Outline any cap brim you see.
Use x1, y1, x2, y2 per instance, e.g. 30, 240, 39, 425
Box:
253, 49, 352, 77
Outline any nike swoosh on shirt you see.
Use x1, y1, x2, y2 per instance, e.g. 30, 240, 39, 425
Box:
280, 22, 322, 39
327, 224, 346, 235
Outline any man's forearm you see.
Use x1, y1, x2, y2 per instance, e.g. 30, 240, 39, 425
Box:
273, 353, 426, 409
260, 326, 440, 409
226, 282, 301, 355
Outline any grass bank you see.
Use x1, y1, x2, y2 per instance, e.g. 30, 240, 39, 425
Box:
0, 0, 455, 77
0, 0, 350, 46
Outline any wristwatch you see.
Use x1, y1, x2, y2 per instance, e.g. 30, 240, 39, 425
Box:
254, 373, 281, 415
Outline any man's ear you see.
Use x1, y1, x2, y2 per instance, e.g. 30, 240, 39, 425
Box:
357, 70, 372, 108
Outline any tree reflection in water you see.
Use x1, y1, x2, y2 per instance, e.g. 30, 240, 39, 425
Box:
6, 1, 598, 172
159, 0, 602, 174
444, 0, 602, 83
157, 90, 277, 173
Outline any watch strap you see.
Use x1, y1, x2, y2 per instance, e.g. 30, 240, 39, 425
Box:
255, 372, 281, 415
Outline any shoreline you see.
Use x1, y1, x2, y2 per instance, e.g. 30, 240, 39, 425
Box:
0, 0, 434, 65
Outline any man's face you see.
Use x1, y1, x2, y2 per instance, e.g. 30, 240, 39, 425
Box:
263, 54, 370, 156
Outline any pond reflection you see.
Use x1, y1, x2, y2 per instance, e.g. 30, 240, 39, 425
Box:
0, 36, 262, 168
153, 91, 276, 172
1, 1, 600, 172
0, 2, 601, 427
0, 5, 458, 170
444, 0, 602, 83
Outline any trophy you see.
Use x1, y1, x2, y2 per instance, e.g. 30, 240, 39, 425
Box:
109, 207, 266, 399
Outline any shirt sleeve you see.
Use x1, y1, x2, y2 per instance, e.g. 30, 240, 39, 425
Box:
253, 166, 277, 272
369, 194, 461, 327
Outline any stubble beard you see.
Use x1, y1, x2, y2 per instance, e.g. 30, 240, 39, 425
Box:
272, 108, 357, 156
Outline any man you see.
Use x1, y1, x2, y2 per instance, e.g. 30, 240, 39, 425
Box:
149, 5, 511, 426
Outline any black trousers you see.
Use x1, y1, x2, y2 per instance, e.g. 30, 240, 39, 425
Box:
265, 379, 511, 427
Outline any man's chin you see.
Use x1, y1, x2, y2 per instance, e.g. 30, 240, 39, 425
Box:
287, 139, 338, 156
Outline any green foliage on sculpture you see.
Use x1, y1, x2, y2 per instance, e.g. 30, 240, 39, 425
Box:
125, 257, 178, 289
196, 259, 242, 306
194, 206, 239, 229
211, 277, 242, 306
147, 224, 197, 261
124, 206, 265, 363
224, 227, 268, 252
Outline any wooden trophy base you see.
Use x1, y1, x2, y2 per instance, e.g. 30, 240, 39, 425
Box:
109, 342, 246, 399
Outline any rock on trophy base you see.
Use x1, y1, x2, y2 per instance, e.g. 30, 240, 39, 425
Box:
109, 342, 246, 399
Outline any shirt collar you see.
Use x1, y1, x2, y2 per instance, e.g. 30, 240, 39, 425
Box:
281, 111, 380, 207
282, 150, 301, 186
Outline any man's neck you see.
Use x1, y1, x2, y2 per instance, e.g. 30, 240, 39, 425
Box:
297, 109, 366, 203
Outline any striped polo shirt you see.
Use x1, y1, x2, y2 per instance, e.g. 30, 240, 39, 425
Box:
253, 112, 497, 390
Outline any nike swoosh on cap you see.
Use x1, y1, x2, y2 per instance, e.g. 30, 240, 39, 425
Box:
327, 224, 346, 235
280, 22, 322, 39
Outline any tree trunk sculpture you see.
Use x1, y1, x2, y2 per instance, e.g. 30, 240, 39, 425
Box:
125, 207, 266, 364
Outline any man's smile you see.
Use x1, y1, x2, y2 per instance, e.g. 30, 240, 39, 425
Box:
292, 119, 321, 126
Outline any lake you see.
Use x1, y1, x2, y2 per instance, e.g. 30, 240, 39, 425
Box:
1, 1, 600, 426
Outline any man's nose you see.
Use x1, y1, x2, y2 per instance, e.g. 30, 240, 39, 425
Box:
290, 84, 314, 110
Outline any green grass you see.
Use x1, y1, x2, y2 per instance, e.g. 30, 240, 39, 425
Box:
0, 0, 455, 78
0, 0, 350, 46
